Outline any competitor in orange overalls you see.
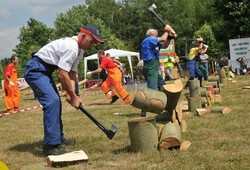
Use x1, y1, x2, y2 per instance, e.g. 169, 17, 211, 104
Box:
87, 50, 131, 104
3, 54, 20, 113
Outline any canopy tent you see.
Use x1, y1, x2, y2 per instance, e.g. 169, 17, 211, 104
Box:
84, 49, 140, 79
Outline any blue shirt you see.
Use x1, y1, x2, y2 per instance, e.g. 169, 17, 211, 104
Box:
141, 37, 161, 61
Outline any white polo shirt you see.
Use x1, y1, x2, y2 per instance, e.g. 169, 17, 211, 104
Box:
35, 36, 84, 72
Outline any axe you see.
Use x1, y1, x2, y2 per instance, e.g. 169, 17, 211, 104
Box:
79, 104, 118, 140
148, 4, 177, 38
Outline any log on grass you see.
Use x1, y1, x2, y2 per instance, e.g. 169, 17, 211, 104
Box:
214, 94, 222, 103
175, 102, 183, 123
128, 117, 158, 152
243, 86, 250, 89
229, 71, 235, 78
46, 150, 88, 167
206, 81, 219, 88
214, 88, 220, 94
211, 107, 231, 115
155, 110, 176, 123
200, 88, 209, 97
162, 79, 184, 112
201, 97, 208, 108
207, 76, 219, 82
158, 122, 182, 150
196, 108, 210, 116
131, 90, 167, 114
188, 96, 202, 115
188, 79, 200, 97
218, 69, 227, 84
180, 140, 191, 151
180, 120, 187, 133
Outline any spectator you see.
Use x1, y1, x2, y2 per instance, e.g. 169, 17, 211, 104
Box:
3, 54, 20, 114
220, 55, 229, 68
236, 56, 248, 75
199, 50, 209, 80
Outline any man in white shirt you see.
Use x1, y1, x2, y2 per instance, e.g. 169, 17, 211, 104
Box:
24, 24, 104, 156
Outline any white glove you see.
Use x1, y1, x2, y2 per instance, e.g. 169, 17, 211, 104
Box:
9, 81, 15, 87
86, 71, 92, 75
204, 44, 209, 48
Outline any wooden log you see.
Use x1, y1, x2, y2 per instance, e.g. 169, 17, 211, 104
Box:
175, 102, 183, 123
220, 78, 227, 85
188, 97, 202, 115
223, 66, 230, 78
207, 76, 219, 82
131, 90, 167, 114
188, 79, 200, 97
78, 79, 87, 86
46, 150, 88, 167
214, 88, 220, 94
128, 117, 158, 152
214, 94, 222, 103
201, 97, 208, 108
158, 122, 182, 150
155, 110, 176, 123
180, 140, 191, 151
162, 79, 184, 112
211, 107, 231, 115
200, 88, 209, 97
208, 91, 215, 104
196, 108, 210, 116
243, 86, 250, 89
180, 120, 187, 133
206, 96, 212, 107
206, 81, 218, 88
218, 69, 226, 83
229, 71, 235, 78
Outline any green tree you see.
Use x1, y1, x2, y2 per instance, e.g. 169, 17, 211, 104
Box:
53, 4, 127, 78
194, 24, 219, 58
14, 18, 53, 76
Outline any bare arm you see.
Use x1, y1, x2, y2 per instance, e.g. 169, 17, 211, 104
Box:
91, 67, 103, 74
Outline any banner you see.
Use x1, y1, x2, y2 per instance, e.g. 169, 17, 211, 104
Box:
229, 37, 250, 71
1, 78, 29, 89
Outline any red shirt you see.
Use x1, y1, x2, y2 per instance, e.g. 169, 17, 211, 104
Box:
4, 63, 15, 77
100, 56, 117, 70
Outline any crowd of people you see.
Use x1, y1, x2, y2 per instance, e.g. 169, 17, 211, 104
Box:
1, 23, 249, 157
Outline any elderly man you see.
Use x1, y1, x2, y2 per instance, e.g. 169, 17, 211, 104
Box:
140, 25, 175, 117
24, 24, 104, 156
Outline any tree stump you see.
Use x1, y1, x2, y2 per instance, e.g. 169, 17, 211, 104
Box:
158, 122, 182, 150
218, 69, 227, 85
180, 140, 191, 151
188, 79, 200, 97
131, 90, 167, 114
128, 117, 158, 152
188, 97, 202, 115
200, 88, 209, 97
162, 79, 184, 112
211, 107, 231, 115
223, 66, 230, 78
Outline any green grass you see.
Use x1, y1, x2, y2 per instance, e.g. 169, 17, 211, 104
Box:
0, 76, 250, 170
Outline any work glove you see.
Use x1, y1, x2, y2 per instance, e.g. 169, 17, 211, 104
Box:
9, 81, 15, 87
86, 71, 92, 75
203, 44, 209, 48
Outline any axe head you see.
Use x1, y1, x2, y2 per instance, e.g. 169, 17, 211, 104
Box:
106, 124, 119, 140
148, 3, 157, 12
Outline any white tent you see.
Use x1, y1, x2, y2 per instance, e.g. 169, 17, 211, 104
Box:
84, 49, 140, 79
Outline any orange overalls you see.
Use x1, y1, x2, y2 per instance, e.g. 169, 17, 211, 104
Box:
4, 63, 20, 113
100, 56, 131, 104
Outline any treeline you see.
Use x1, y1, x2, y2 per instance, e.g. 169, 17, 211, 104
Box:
0, 0, 249, 81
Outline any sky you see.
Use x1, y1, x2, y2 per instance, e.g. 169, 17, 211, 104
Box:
0, 0, 85, 60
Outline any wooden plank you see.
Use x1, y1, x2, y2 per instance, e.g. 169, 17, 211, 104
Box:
46, 150, 88, 167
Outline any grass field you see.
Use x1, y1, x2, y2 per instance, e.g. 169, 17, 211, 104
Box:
0, 76, 250, 170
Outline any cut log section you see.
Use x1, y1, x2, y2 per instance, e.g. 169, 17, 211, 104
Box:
46, 150, 88, 167
229, 71, 235, 78
162, 79, 184, 112
223, 66, 230, 78
196, 108, 210, 116
175, 102, 183, 123
188, 79, 200, 97
158, 122, 182, 150
188, 97, 202, 115
131, 90, 167, 114
214, 94, 222, 103
180, 120, 187, 133
211, 107, 231, 115
207, 76, 219, 82
243, 86, 250, 89
155, 110, 176, 123
180, 140, 191, 151
128, 117, 158, 152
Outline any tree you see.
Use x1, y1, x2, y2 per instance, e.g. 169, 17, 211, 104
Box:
14, 18, 53, 77
53, 4, 127, 79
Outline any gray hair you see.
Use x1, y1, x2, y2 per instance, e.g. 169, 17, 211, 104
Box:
146, 29, 157, 36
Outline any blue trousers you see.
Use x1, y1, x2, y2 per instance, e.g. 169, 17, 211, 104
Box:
187, 60, 203, 80
24, 57, 64, 145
